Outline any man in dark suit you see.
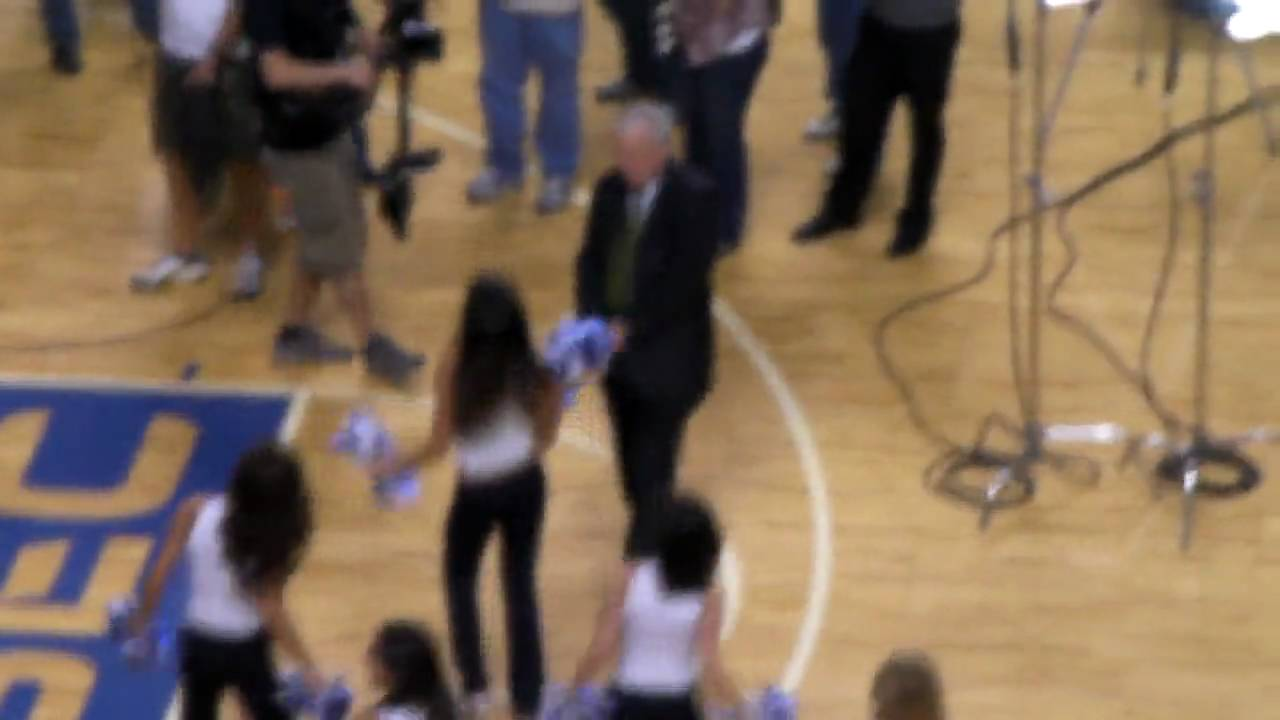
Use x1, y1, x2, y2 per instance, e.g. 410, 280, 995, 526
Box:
575, 102, 718, 553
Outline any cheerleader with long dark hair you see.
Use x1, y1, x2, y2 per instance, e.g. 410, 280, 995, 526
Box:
132, 444, 321, 720
357, 620, 458, 720
385, 273, 564, 719
569, 494, 745, 720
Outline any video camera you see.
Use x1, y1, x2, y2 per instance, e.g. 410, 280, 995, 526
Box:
376, 0, 445, 240
380, 0, 445, 68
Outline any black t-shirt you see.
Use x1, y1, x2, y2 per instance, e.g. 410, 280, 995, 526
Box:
245, 0, 364, 150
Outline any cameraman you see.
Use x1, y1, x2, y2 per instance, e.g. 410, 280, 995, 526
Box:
245, 0, 424, 385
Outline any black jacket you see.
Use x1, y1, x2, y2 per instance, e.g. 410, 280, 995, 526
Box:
575, 163, 718, 408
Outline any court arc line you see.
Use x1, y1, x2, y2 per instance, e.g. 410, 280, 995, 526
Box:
389, 103, 833, 692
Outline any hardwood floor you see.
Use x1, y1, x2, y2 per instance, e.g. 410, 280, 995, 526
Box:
1, 0, 1277, 717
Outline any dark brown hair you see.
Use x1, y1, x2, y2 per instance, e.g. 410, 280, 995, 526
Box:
871, 650, 945, 720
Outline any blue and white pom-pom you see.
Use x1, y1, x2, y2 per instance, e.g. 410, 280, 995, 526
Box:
107, 596, 177, 671
277, 671, 353, 720
540, 683, 614, 720
544, 316, 614, 407
332, 408, 422, 509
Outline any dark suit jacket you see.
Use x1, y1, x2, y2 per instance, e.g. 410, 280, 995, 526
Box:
575, 162, 718, 409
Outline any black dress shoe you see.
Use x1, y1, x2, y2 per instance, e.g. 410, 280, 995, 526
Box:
596, 78, 637, 104
792, 213, 855, 245
887, 208, 934, 258
51, 45, 83, 76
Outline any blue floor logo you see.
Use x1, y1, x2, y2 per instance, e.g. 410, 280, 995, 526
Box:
0, 384, 291, 720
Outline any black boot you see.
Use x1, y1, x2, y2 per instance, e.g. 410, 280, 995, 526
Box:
887, 208, 934, 259
51, 44, 83, 76
792, 212, 857, 245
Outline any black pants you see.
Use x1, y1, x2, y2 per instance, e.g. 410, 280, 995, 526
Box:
822, 15, 961, 224
679, 39, 770, 251
612, 690, 702, 720
605, 374, 695, 556
179, 630, 287, 720
600, 0, 673, 96
444, 464, 546, 716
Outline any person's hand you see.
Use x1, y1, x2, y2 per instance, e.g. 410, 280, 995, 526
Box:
185, 57, 218, 86
609, 321, 629, 352
371, 453, 408, 479
344, 56, 376, 92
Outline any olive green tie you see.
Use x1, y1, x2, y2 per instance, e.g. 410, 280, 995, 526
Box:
606, 193, 645, 314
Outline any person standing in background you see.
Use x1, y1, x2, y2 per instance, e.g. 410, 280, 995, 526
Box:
575, 103, 718, 556
131, 0, 271, 300
467, 0, 583, 215
793, 0, 962, 258
804, 0, 867, 142
674, 0, 773, 255
40, 0, 82, 74
596, 0, 677, 103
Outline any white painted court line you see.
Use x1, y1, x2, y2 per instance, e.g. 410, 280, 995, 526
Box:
711, 300, 833, 693
395, 103, 835, 692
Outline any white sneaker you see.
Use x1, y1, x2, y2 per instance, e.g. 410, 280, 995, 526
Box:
231, 251, 264, 301
130, 254, 209, 292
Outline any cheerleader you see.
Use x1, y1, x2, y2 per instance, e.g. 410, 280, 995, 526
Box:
569, 494, 745, 720
356, 620, 458, 720
385, 274, 564, 719
132, 444, 322, 720
870, 650, 945, 720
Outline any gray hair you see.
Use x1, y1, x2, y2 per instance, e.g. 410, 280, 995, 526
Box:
616, 101, 675, 147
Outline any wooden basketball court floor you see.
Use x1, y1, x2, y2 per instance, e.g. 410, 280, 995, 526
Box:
1, 1, 1279, 718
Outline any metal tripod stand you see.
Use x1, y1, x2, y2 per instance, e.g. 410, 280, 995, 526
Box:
928, 0, 1107, 530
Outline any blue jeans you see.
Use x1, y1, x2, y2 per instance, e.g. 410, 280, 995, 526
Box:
679, 39, 769, 250
820, 0, 866, 104
40, 0, 80, 49
479, 1, 582, 180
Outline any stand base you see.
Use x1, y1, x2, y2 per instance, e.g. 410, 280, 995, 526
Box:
927, 445, 1101, 531
1155, 439, 1262, 497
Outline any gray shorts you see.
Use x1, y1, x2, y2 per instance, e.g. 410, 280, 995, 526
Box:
264, 135, 368, 277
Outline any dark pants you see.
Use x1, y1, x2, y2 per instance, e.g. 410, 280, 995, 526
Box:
445, 465, 546, 716
179, 630, 287, 720
605, 374, 695, 556
822, 15, 960, 224
40, 0, 79, 50
819, 0, 866, 104
612, 691, 701, 720
679, 39, 769, 251
600, 0, 674, 96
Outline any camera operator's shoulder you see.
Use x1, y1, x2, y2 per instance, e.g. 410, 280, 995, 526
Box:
673, 163, 715, 198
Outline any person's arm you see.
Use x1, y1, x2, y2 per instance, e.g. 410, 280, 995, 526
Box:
389, 341, 457, 473
132, 496, 205, 632
532, 374, 565, 456
628, 171, 719, 341
696, 589, 746, 711
253, 582, 322, 686
258, 49, 373, 93
575, 175, 615, 319
570, 567, 631, 687
187, 6, 245, 84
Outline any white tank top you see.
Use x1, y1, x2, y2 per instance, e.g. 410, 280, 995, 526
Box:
615, 561, 706, 694
185, 496, 263, 639
454, 400, 537, 483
